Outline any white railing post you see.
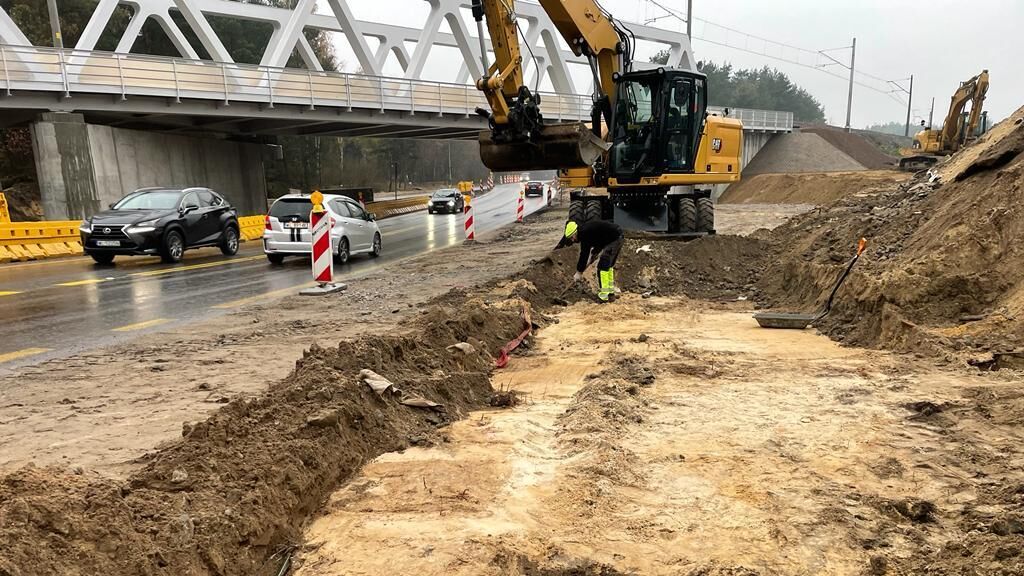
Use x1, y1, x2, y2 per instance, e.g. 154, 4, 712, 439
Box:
344, 73, 352, 111
408, 79, 415, 116
306, 69, 316, 110
1, 45, 9, 96
221, 63, 229, 106
436, 82, 443, 117
58, 49, 70, 98
171, 59, 181, 103
116, 54, 126, 100
266, 68, 274, 108
464, 85, 470, 117
377, 75, 385, 113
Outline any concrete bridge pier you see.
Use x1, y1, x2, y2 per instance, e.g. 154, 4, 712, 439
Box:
30, 113, 268, 220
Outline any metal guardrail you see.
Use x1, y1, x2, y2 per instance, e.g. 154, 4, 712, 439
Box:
0, 45, 792, 132
0, 44, 592, 122
710, 106, 794, 131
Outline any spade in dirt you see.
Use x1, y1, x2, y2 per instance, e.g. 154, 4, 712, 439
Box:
754, 237, 867, 329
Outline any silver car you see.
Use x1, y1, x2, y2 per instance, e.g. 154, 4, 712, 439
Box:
263, 194, 382, 265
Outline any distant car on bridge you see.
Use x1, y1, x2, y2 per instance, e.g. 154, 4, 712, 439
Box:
263, 194, 382, 265
79, 187, 239, 265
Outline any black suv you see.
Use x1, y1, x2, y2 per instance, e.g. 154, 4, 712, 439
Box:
427, 189, 465, 214
80, 187, 240, 264
524, 181, 545, 197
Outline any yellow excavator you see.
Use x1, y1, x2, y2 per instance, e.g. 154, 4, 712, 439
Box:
899, 70, 990, 171
469, 0, 742, 234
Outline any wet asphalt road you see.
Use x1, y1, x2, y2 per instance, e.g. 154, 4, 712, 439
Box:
0, 184, 550, 373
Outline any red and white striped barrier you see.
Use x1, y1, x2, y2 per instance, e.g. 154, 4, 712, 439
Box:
300, 191, 347, 296
516, 189, 524, 223
464, 195, 475, 241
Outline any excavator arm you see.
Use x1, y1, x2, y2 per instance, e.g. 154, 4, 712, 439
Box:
470, 0, 620, 172
940, 69, 989, 151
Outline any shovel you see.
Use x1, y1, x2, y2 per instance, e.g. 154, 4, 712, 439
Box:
754, 237, 867, 329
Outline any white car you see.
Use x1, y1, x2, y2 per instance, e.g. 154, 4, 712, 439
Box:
263, 194, 382, 265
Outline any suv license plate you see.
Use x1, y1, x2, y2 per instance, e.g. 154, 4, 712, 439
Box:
284, 222, 307, 229
96, 240, 120, 247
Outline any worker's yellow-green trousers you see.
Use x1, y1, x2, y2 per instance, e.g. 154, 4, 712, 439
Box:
597, 268, 616, 302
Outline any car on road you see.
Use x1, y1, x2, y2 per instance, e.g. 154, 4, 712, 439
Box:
524, 181, 545, 197
263, 194, 382, 265
80, 187, 239, 265
427, 189, 465, 214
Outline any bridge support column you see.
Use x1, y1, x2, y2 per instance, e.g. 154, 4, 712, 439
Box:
30, 113, 268, 220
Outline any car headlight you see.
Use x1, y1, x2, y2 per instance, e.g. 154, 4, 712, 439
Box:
79, 220, 91, 233
127, 219, 159, 233
447, 200, 454, 206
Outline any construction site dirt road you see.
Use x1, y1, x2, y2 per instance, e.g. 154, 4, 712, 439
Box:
3, 107, 1024, 576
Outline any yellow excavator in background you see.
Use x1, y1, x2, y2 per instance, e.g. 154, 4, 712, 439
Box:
469, 0, 742, 234
899, 70, 990, 171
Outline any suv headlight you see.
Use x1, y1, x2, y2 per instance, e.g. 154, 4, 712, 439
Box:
79, 220, 91, 233
127, 219, 159, 233
447, 200, 454, 206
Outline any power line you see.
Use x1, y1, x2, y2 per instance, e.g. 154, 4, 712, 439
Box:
642, 0, 905, 101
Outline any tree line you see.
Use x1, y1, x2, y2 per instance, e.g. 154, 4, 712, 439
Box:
651, 50, 826, 123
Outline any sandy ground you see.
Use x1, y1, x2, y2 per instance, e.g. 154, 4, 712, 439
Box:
296, 295, 1024, 575
0, 204, 805, 476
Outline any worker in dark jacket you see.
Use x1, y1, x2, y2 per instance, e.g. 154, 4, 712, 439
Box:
558, 219, 624, 302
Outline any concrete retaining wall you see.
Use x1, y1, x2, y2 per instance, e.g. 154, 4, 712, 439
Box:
32, 113, 267, 220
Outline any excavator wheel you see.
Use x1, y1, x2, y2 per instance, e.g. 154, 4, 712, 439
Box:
695, 198, 715, 233
584, 200, 603, 224
568, 199, 585, 225
678, 198, 697, 233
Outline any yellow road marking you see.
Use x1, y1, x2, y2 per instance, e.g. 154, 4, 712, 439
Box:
111, 318, 170, 332
0, 291, 21, 296
56, 278, 108, 287
0, 347, 52, 363
130, 255, 263, 278
212, 282, 316, 309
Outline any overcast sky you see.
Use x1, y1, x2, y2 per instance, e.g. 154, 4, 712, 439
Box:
325, 0, 1022, 129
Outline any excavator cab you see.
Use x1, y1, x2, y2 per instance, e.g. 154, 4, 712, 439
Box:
609, 69, 707, 184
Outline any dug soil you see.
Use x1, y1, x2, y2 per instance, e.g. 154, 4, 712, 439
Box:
757, 106, 1024, 360
295, 295, 1024, 576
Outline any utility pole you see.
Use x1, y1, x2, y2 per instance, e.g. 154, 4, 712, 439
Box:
686, 0, 693, 39
844, 37, 856, 132
904, 74, 913, 137
928, 97, 935, 128
447, 141, 452, 185
46, 0, 63, 49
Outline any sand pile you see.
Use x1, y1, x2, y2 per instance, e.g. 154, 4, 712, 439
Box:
719, 171, 908, 205
0, 296, 534, 575
802, 126, 898, 170
757, 107, 1024, 358
743, 132, 865, 175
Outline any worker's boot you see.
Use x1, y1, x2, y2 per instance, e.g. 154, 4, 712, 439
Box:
609, 268, 621, 295
597, 269, 613, 302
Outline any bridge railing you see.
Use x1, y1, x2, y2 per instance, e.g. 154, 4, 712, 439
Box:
709, 106, 793, 132
0, 44, 592, 121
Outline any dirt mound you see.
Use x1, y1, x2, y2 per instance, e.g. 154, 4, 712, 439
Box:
2, 181, 42, 221
802, 126, 898, 170
743, 132, 864, 175
0, 297, 533, 575
756, 109, 1024, 359
719, 171, 908, 205
617, 235, 769, 300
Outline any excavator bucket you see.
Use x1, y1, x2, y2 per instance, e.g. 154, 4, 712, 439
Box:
478, 122, 609, 172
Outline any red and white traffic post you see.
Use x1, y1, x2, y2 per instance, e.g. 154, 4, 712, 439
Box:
463, 194, 475, 242
300, 191, 347, 296
516, 187, 525, 223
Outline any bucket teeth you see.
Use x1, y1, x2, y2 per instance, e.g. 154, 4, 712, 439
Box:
478, 122, 609, 172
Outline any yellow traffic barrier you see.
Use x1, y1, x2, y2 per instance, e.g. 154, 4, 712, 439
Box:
0, 221, 83, 263
0, 193, 10, 224
237, 215, 266, 242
